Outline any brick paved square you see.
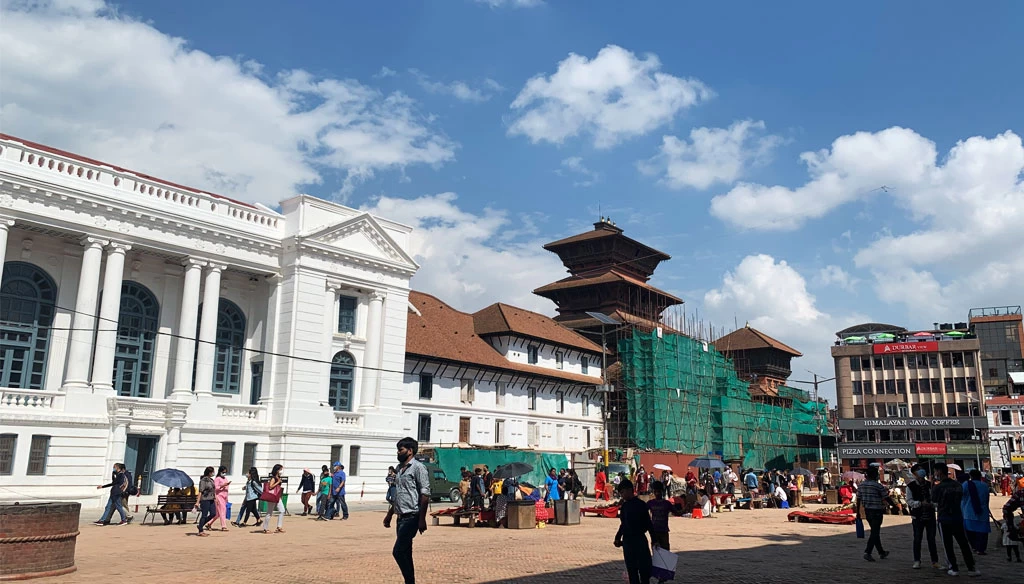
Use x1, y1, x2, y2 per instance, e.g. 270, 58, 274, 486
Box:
57, 500, 1018, 583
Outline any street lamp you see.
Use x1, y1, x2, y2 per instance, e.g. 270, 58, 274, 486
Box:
586, 311, 621, 468
788, 371, 835, 466
967, 394, 983, 471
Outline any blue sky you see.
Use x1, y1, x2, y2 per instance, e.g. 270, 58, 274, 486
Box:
5, 0, 1024, 401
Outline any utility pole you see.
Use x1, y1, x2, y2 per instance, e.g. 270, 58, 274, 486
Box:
790, 371, 836, 466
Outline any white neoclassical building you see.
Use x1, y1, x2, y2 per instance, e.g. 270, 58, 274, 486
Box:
0, 134, 418, 504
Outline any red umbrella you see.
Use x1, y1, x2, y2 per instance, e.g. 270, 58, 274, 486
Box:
913, 332, 933, 337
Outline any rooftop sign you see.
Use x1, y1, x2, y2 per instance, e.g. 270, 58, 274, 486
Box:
872, 341, 938, 354
838, 417, 988, 430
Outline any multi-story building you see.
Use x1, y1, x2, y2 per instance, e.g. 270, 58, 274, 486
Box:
968, 306, 1024, 397
0, 134, 417, 503
402, 292, 603, 453
832, 323, 990, 470
987, 394, 1024, 472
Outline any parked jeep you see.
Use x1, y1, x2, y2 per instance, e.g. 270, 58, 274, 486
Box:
425, 463, 461, 503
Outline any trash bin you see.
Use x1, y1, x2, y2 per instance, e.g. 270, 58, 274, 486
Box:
825, 489, 838, 505
553, 499, 580, 525
226, 502, 232, 520
506, 500, 536, 530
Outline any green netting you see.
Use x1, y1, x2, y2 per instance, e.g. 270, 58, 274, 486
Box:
619, 330, 826, 467
432, 448, 569, 487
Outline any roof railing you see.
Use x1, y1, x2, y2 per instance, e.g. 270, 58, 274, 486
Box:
968, 306, 1022, 319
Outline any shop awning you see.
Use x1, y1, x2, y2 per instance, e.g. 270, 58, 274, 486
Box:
1009, 372, 1024, 386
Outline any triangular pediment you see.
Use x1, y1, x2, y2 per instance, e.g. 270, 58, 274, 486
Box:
304, 213, 418, 269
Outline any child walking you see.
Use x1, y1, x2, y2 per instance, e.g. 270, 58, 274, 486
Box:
1002, 516, 1023, 562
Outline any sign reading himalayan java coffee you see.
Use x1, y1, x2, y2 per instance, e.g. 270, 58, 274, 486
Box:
872, 341, 939, 355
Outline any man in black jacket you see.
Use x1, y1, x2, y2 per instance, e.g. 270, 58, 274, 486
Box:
931, 462, 979, 577
906, 463, 939, 569
614, 479, 652, 584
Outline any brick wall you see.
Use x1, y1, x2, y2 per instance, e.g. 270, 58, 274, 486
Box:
0, 502, 81, 579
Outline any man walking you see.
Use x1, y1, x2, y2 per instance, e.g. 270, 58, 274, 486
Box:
93, 463, 129, 526
384, 437, 430, 584
858, 466, 893, 561
327, 462, 349, 520
906, 463, 940, 569
614, 479, 652, 584
932, 462, 981, 577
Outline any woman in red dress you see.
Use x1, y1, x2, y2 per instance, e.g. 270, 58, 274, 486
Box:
595, 468, 608, 501
634, 466, 649, 496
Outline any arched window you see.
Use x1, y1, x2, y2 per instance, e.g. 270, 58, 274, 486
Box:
213, 299, 246, 394
0, 262, 56, 389
113, 282, 159, 398
329, 352, 355, 411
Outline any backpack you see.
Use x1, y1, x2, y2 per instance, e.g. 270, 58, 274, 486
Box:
123, 470, 138, 496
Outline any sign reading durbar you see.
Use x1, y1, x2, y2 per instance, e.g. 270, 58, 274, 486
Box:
838, 417, 988, 430
872, 341, 939, 354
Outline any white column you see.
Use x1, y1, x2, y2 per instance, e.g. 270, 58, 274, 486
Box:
90, 242, 130, 393
193, 264, 224, 397
170, 259, 205, 399
0, 217, 14, 269
359, 290, 384, 408
63, 237, 107, 390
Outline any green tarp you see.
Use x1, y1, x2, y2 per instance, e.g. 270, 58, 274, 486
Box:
432, 448, 569, 487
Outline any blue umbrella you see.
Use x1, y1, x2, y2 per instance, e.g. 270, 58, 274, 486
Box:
688, 456, 727, 469
151, 468, 194, 489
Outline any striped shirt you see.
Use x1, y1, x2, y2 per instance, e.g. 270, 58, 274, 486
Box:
857, 480, 888, 510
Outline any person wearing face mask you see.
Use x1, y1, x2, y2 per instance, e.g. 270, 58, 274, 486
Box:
205, 465, 232, 531
384, 437, 430, 584
931, 462, 980, 577
261, 464, 286, 533
906, 463, 939, 569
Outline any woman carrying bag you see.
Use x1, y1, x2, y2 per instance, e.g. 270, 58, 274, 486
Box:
195, 467, 216, 537
234, 467, 262, 527
260, 464, 286, 534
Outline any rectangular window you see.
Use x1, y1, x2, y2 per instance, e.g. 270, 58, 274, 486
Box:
555, 352, 564, 370
527, 346, 538, 365
850, 356, 861, 372
883, 355, 894, 370
219, 442, 235, 474
861, 357, 871, 370
853, 405, 865, 418
884, 379, 896, 394
989, 367, 999, 378
349, 446, 360, 476
894, 355, 904, 368
582, 396, 590, 416
912, 404, 922, 417
527, 422, 539, 447
954, 377, 967, 392
418, 374, 433, 400
931, 378, 942, 393
556, 391, 564, 413
242, 443, 257, 473
460, 379, 475, 403
0, 434, 15, 475
495, 419, 506, 443
417, 414, 431, 443
952, 353, 964, 368
956, 403, 969, 417
909, 379, 919, 393
944, 378, 954, 393
941, 353, 952, 368
852, 381, 862, 395
874, 380, 884, 394
862, 380, 873, 395
1001, 410, 1012, 425
947, 403, 957, 417
338, 296, 357, 334
873, 357, 883, 370
898, 404, 908, 418
886, 404, 899, 418
528, 387, 537, 410
908, 354, 917, 370
928, 354, 938, 369
26, 435, 49, 476
581, 357, 589, 375
494, 381, 506, 406
249, 361, 264, 405
964, 352, 975, 368
458, 417, 471, 443
967, 378, 977, 392
330, 444, 343, 464
585, 427, 591, 448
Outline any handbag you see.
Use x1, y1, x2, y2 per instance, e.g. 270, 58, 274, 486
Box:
651, 547, 678, 581
855, 516, 865, 539
260, 481, 282, 503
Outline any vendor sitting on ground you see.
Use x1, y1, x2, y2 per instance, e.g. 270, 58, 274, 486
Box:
838, 481, 854, 505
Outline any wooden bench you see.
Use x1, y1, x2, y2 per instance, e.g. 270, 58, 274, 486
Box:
142, 495, 196, 525
431, 509, 482, 527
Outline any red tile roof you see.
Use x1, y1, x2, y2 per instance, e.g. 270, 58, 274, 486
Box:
986, 395, 1024, 406
713, 325, 803, 357
407, 291, 603, 385
532, 269, 683, 303
0, 133, 257, 209
473, 303, 601, 354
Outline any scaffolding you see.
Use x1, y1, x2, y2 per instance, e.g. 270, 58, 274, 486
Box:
618, 328, 827, 469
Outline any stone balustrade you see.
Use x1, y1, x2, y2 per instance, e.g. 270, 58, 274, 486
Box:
0, 390, 58, 410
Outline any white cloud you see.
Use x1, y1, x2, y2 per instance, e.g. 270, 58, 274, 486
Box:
815, 265, 858, 292
474, 0, 543, 7
704, 254, 867, 401
363, 193, 565, 313
375, 66, 397, 78
709, 126, 934, 230
557, 156, 599, 187
639, 120, 781, 190
0, 1, 456, 205
410, 69, 503, 103
508, 45, 712, 148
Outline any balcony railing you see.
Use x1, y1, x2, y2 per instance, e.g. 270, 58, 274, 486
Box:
0, 389, 58, 410
219, 404, 267, 423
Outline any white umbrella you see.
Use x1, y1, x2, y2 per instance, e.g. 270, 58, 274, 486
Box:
653, 463, 672, 471
947, 463, 962, 471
